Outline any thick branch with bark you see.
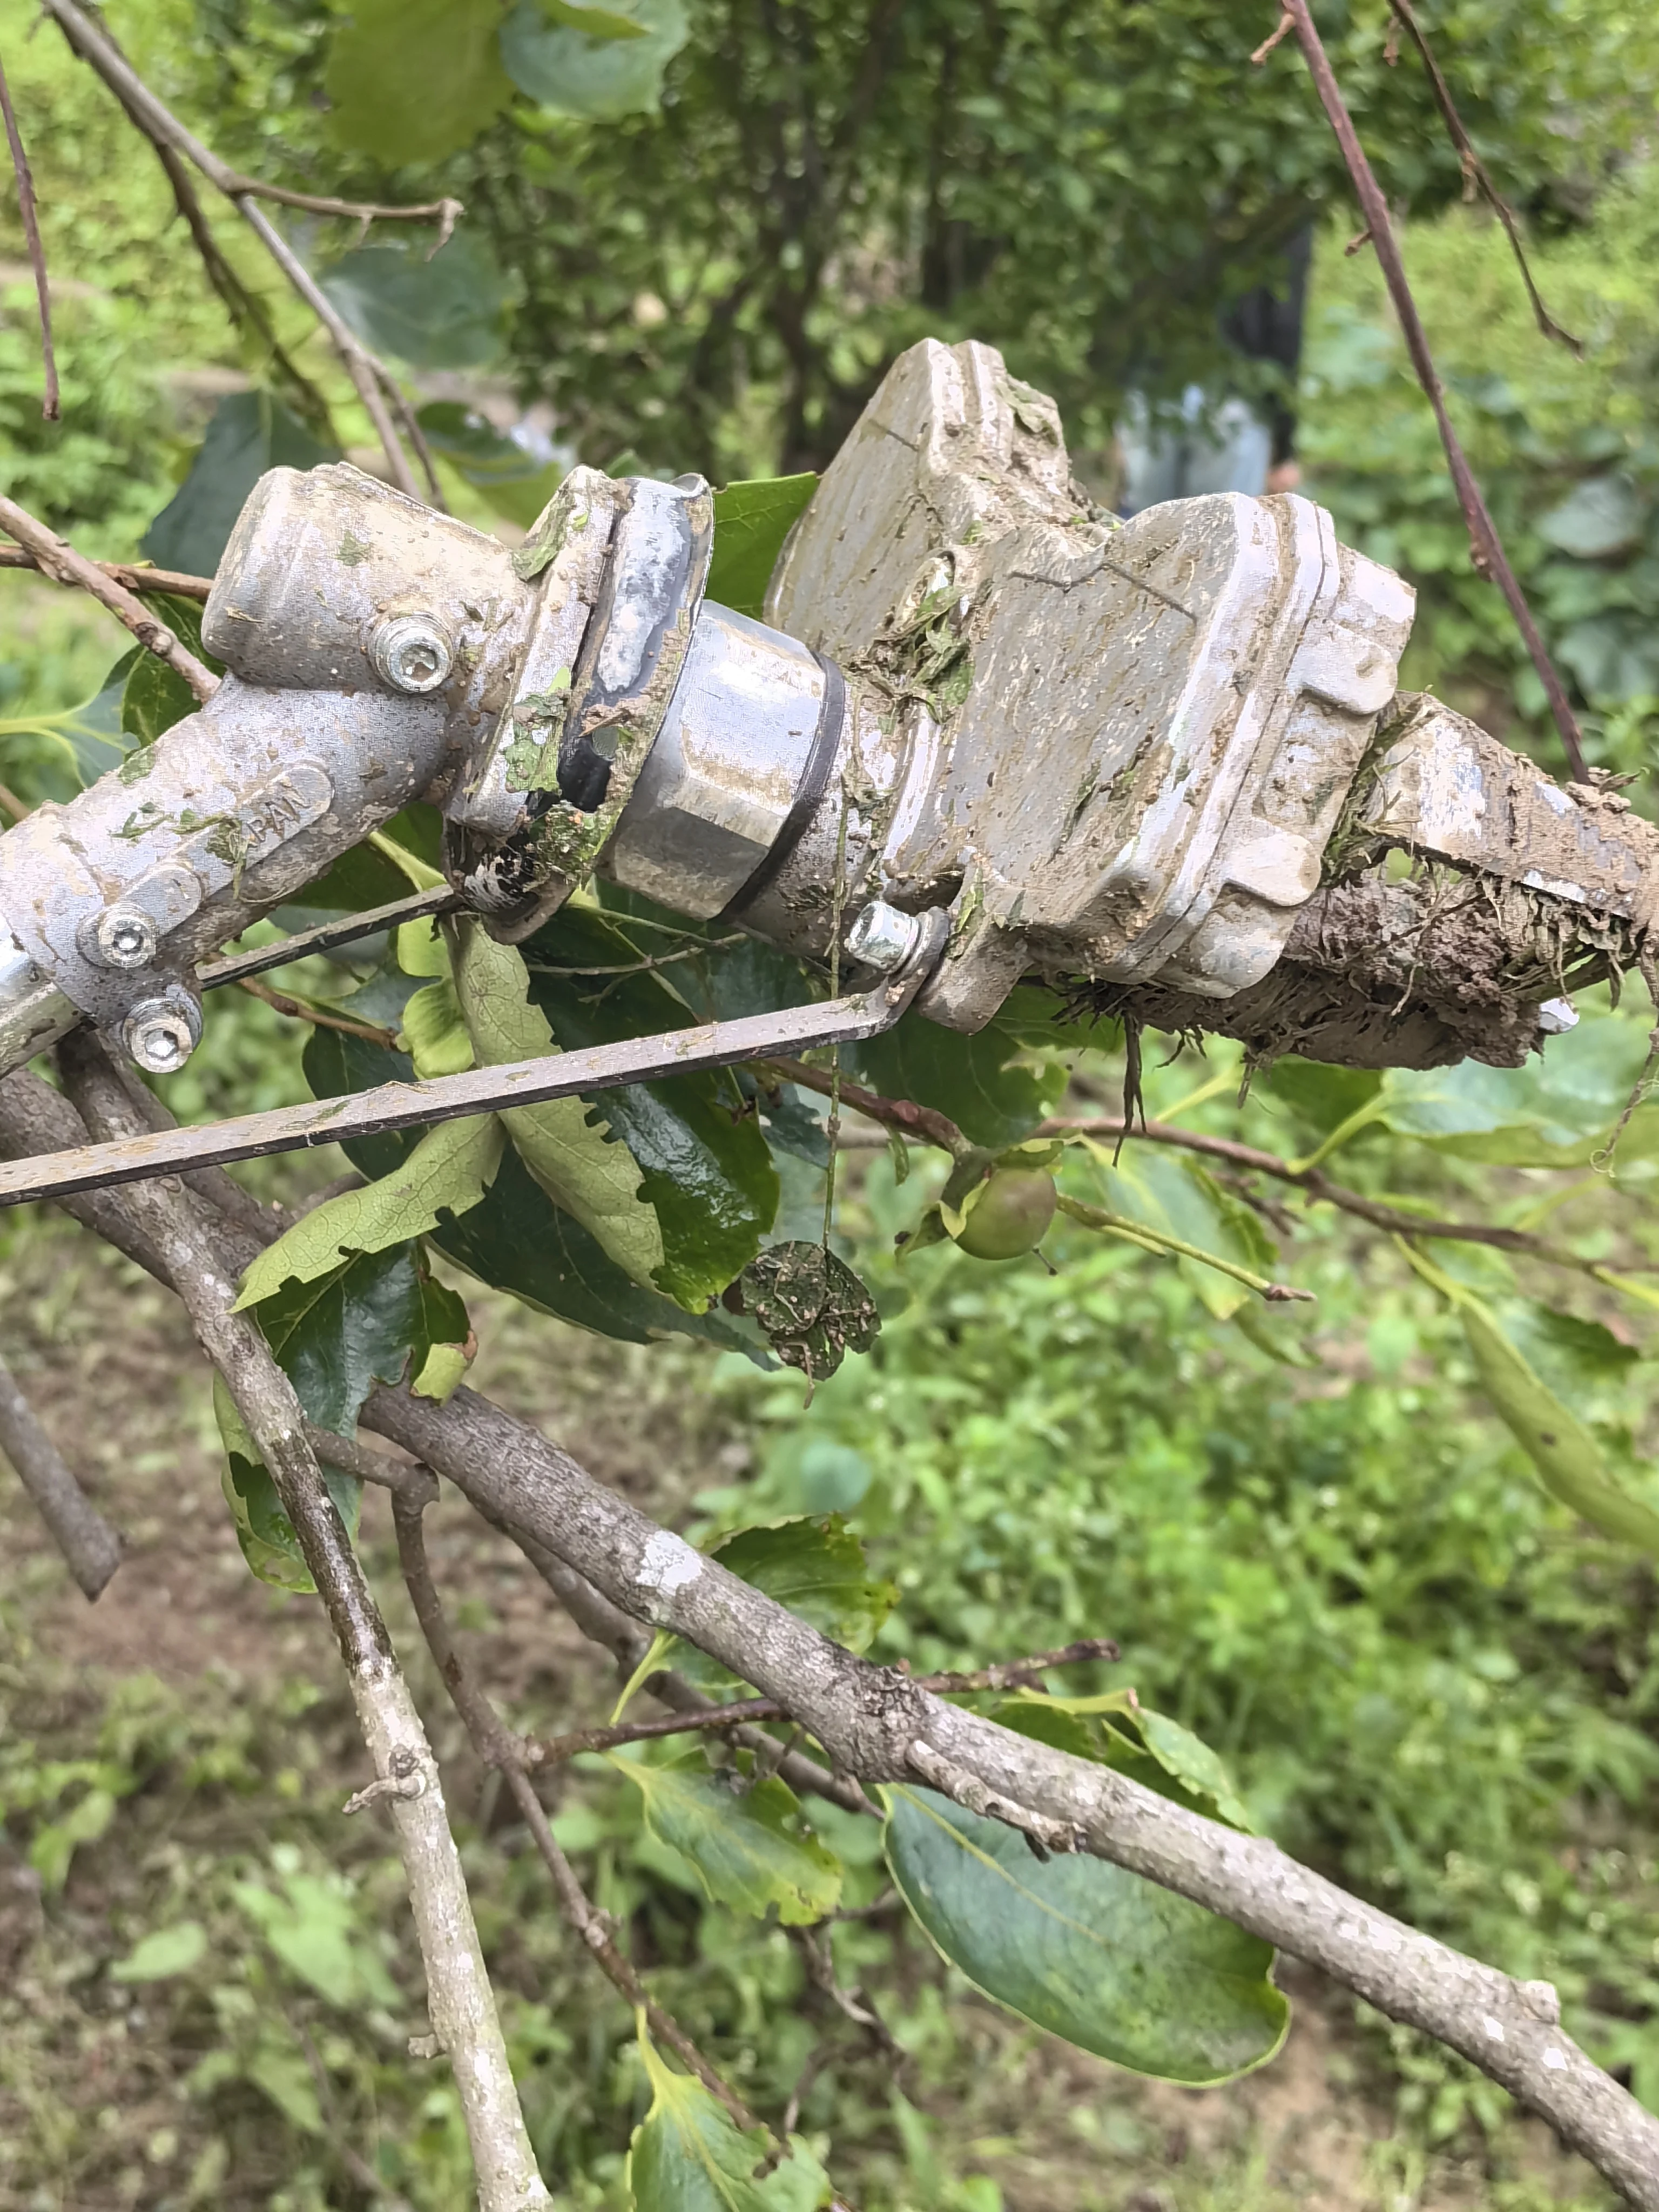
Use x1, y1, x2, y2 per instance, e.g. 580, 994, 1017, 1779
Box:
2, 1064, 1656, 2206
0, 1347, 122, 1596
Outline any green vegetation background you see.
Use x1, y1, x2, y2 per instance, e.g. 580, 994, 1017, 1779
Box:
6, 3, 1659, 2206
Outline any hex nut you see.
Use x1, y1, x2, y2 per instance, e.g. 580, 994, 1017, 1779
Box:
371, 614, 454, 696
93, 906, 159, 971
844, 899, 922, 975
120, 988, 203, 1076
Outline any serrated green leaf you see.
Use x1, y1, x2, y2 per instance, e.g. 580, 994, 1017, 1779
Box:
325, 0, 515, 166
143, 391, 338, 578
451, 918, 665, 1287
882, 1785, 1287, 2085
851, 1007, 1064, 1150
501, 0, 689, 119
249, 1242, 467, 1434
612, 1755, 842, 1923
321, 234, 511, 373
706, 475, 818, 621
626, 2026, 832, 2212
234, 1116, 505, 1307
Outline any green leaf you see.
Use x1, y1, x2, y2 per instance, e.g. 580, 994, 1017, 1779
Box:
993, 1694, 1254, 1831
215, 1375, 363, 1595
882, 1785, 1289, 2085
119, 595, 222, 741
537, 0, 649, 36
452, 917, 666, 1287
500, 0, 689, 119
1379, 1010, 1659, 1168
234, 1116, 505, 1307
1084, 1145, 1272, 1319
706, 476, 818, 621
626, 2025, 832, 2212
1536, 473, 1644, 559
0, 657, 138, 788
232, 1871, 399, 2009
612, 1755, 842, 1923
250, 1242, 466, 1434
325, 0, 515, 165
851, 1007, 1064, 1150
143, 391, 338, 578
110, 1921, 207, 1982
321, 234, 511, 374
400, 978, 476, 1078
524, 907, 778, 1304
416, 401, 562, 527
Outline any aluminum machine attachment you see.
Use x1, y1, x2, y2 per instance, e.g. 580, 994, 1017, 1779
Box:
0, 338, 1653, 1204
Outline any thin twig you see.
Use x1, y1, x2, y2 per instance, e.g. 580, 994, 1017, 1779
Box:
0, 1348, 121, 1596
0, 494, 218, 702
1264, 0, 1588, 783
0, 53, 58, 419
756, 1055, 969, 1157
0, 547, 213, 597
392, 1492, 766, 2136
237, 975, 399, 1050
1056, 1190, 1316, 1302
39, 0, 441, 504
1384, 0, 1582, 356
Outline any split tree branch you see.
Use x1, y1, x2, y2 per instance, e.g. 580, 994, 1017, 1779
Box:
54, 1037, 550, 2212
0, 1347, 122, 1596
3, 1067, 1657, 2206
1262, 1, 1588, 784
0, 494, 218, 703
39, 0, 444, 504
0, 52, 58, 419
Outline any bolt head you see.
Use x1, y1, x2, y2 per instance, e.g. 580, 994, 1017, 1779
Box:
95, 906, 159, 970
844, 898, 922, 976
121, 990, 202, 1076
372, 614, 454, 696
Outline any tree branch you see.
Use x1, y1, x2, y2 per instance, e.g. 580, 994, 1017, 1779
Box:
0, 494, 218, 703
54, 1036, 550, 2212
756, 1054, 969, 1155
0, 1347, 122, 1596
39, 0, 443, 505
0, 52, 58, 420
3, 1064, 1656, 2206
1264, 0, 1588, 784
0, 547, 213, 597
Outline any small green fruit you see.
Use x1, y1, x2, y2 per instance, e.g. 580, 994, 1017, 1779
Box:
951, 1169, 1057, 1260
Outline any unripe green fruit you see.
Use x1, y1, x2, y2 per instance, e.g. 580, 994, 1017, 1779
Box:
951, 1169, 1057, 1260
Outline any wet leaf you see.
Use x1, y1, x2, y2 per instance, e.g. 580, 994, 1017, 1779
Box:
740, 1241, 879, 1384
626, 2026, 832, 2212
883, 1785, 1288, 2084
851, 1007, 1064, 1150
501, 0, 689, 119
143, 391, 338, 578
706, 475, 818, 620
249, 1242, 470, 1432
325, 0, 514, 165
612, 1755, 842, 1923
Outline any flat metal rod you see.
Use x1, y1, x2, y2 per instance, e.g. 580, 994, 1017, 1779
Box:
197, 885, 459, 990
0, 982, 917, 1209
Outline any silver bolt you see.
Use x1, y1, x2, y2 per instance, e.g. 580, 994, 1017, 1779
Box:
844, 899, 922, 976
371, 613, 453, 696
94, 905, 159, 970
121, 989, 203, 1076
1536, 996, 1579, 1036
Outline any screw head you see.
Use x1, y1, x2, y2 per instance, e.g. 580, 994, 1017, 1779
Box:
372, 614, 454, 696
94, 905, 159, 970
121, 988, 203, 1076
844, 898, 922, 976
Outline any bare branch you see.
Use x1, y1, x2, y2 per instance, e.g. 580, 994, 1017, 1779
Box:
0, 53, 58, 419
39, 0, 443, 505
0, 547, 212, 597
756, 1054, 969, 1156
1263, 0, 1589, 783
237, 974, 400, 1050
1384, 0, 1582, 356
0, 494, 218, 703
0, 1348, 122, 1596
55, 1037, 551, 2212
393, 1491, 766, 2135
